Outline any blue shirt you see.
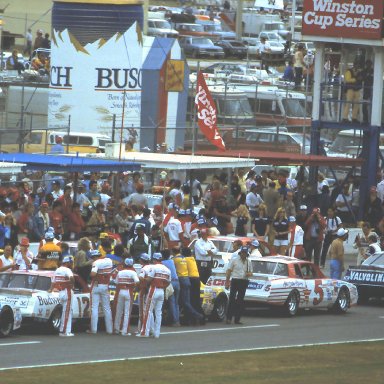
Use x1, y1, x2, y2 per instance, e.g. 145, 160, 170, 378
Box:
162, 259, 178, 281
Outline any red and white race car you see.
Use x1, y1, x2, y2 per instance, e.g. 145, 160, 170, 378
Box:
0, 270, 94, 333
202, 255, 358, 320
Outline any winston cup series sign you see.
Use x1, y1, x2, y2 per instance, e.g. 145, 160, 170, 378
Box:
49, 24, 143, 135
302, 0, 383, 39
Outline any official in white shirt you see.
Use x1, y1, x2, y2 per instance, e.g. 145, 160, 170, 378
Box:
193, 228, 218, 283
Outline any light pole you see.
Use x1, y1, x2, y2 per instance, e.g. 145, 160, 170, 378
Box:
303, 51, 314, 154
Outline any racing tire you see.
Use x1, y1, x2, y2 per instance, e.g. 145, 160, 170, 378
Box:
0, 306, 14, 338
333, 287, 350, 314
48, 306, 62, 333
209, 294, 227, 322
283, 290, 300, 317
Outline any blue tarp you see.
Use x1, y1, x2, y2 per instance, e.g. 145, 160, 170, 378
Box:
0, 153, 141, 173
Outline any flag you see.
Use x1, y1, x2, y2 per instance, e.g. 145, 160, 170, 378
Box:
194, 71, 226, 151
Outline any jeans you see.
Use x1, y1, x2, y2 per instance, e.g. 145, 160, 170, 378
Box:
178, 277, 202, 322
167, 280, 180, 324
305, 237, 322, 265
330, 259, 342, 279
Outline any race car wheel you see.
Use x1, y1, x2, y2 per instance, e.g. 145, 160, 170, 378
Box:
333, 287, 350, 313
48, 306, 62, 333
0, 306, 14, 338
284, 290, 299, 316
209, 294, 227, 322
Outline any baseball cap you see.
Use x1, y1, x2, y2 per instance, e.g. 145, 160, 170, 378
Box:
337, 228, 349, 237
135, 223, 145, 230
152, 252, 162, 261
197, 218, 207, 225
251, 239, 260, 247
288, 216, 296, 222
45, 231, 55, 240
239, 246, 250, 255
139, 253, 151, 262
124, 258, 134, 267
62, 256, 73, 264
299, 205, 307, 210
89, 249, 101, 258
99, 232, 109, 239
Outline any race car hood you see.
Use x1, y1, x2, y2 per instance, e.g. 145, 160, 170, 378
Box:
344, 265, 384, 286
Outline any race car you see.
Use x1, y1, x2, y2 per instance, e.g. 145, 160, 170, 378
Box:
202, 255, 358, 320
0, 302, 22, 337
344, 252, 384, 304
0, 270, 97, 333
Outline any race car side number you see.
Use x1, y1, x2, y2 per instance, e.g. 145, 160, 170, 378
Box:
313, 279, 324, 306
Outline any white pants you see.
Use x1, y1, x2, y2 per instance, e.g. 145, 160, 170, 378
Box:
141, 286, 164, 338
91, 284, 112, 334
59, 288, 73, 334
114, 289, 134, 335
137, 290, 146, 333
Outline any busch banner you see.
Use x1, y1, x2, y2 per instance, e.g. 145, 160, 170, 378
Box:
302, 0, 383, 40
195, 72, 225, 151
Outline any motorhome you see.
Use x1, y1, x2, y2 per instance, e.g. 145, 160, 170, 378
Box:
0, 130, 112, 154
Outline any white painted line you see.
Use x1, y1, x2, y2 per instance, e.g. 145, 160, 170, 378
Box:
0, 341, 41, 347
161, 324, 280, 335
1, 338, 384, 371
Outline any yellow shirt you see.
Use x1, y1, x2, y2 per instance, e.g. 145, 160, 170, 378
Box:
172, 255, 189, 277
185, 256, 199, 278
38, 242, 62, 270
329, 238, 344, 262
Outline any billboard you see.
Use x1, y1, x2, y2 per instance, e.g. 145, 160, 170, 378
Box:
302, 0, 383, 40
49, 24, 144, 138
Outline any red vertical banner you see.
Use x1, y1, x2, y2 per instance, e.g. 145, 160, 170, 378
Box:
195, 72, 226, 151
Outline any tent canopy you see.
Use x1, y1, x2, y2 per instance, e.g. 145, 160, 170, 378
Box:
0, 153, 141, 172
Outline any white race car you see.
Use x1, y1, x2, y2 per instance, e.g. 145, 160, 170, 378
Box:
0, 302, 22, 337
202, 256, 358, 320
0, 270, 96, 333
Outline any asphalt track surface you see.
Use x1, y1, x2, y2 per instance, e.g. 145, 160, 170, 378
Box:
1, 303, 383, 371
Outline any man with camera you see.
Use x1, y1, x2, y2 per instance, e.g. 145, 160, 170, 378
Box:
304, 208, 326, 266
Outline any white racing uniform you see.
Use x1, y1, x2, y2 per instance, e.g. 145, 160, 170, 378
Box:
140, 263, 171, 338
113, 268, 139, 335
90, 258, 113, 334
137, 264, 153, 333
53, 266, 74, 335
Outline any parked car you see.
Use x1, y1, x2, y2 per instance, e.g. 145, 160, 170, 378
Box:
179, 36, 225, 59
241, 37, 260, 57
203, 256, 358, 320
147, 18, 179, 38
175, 23, 215, 38
268, 40, 286, 54
258, 31, 285, 43
261, 21, 290, 40
344, 252, 384, 304
214, 40, 248, 59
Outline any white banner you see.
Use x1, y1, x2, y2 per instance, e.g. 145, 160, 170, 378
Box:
49, 23, 145, 142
